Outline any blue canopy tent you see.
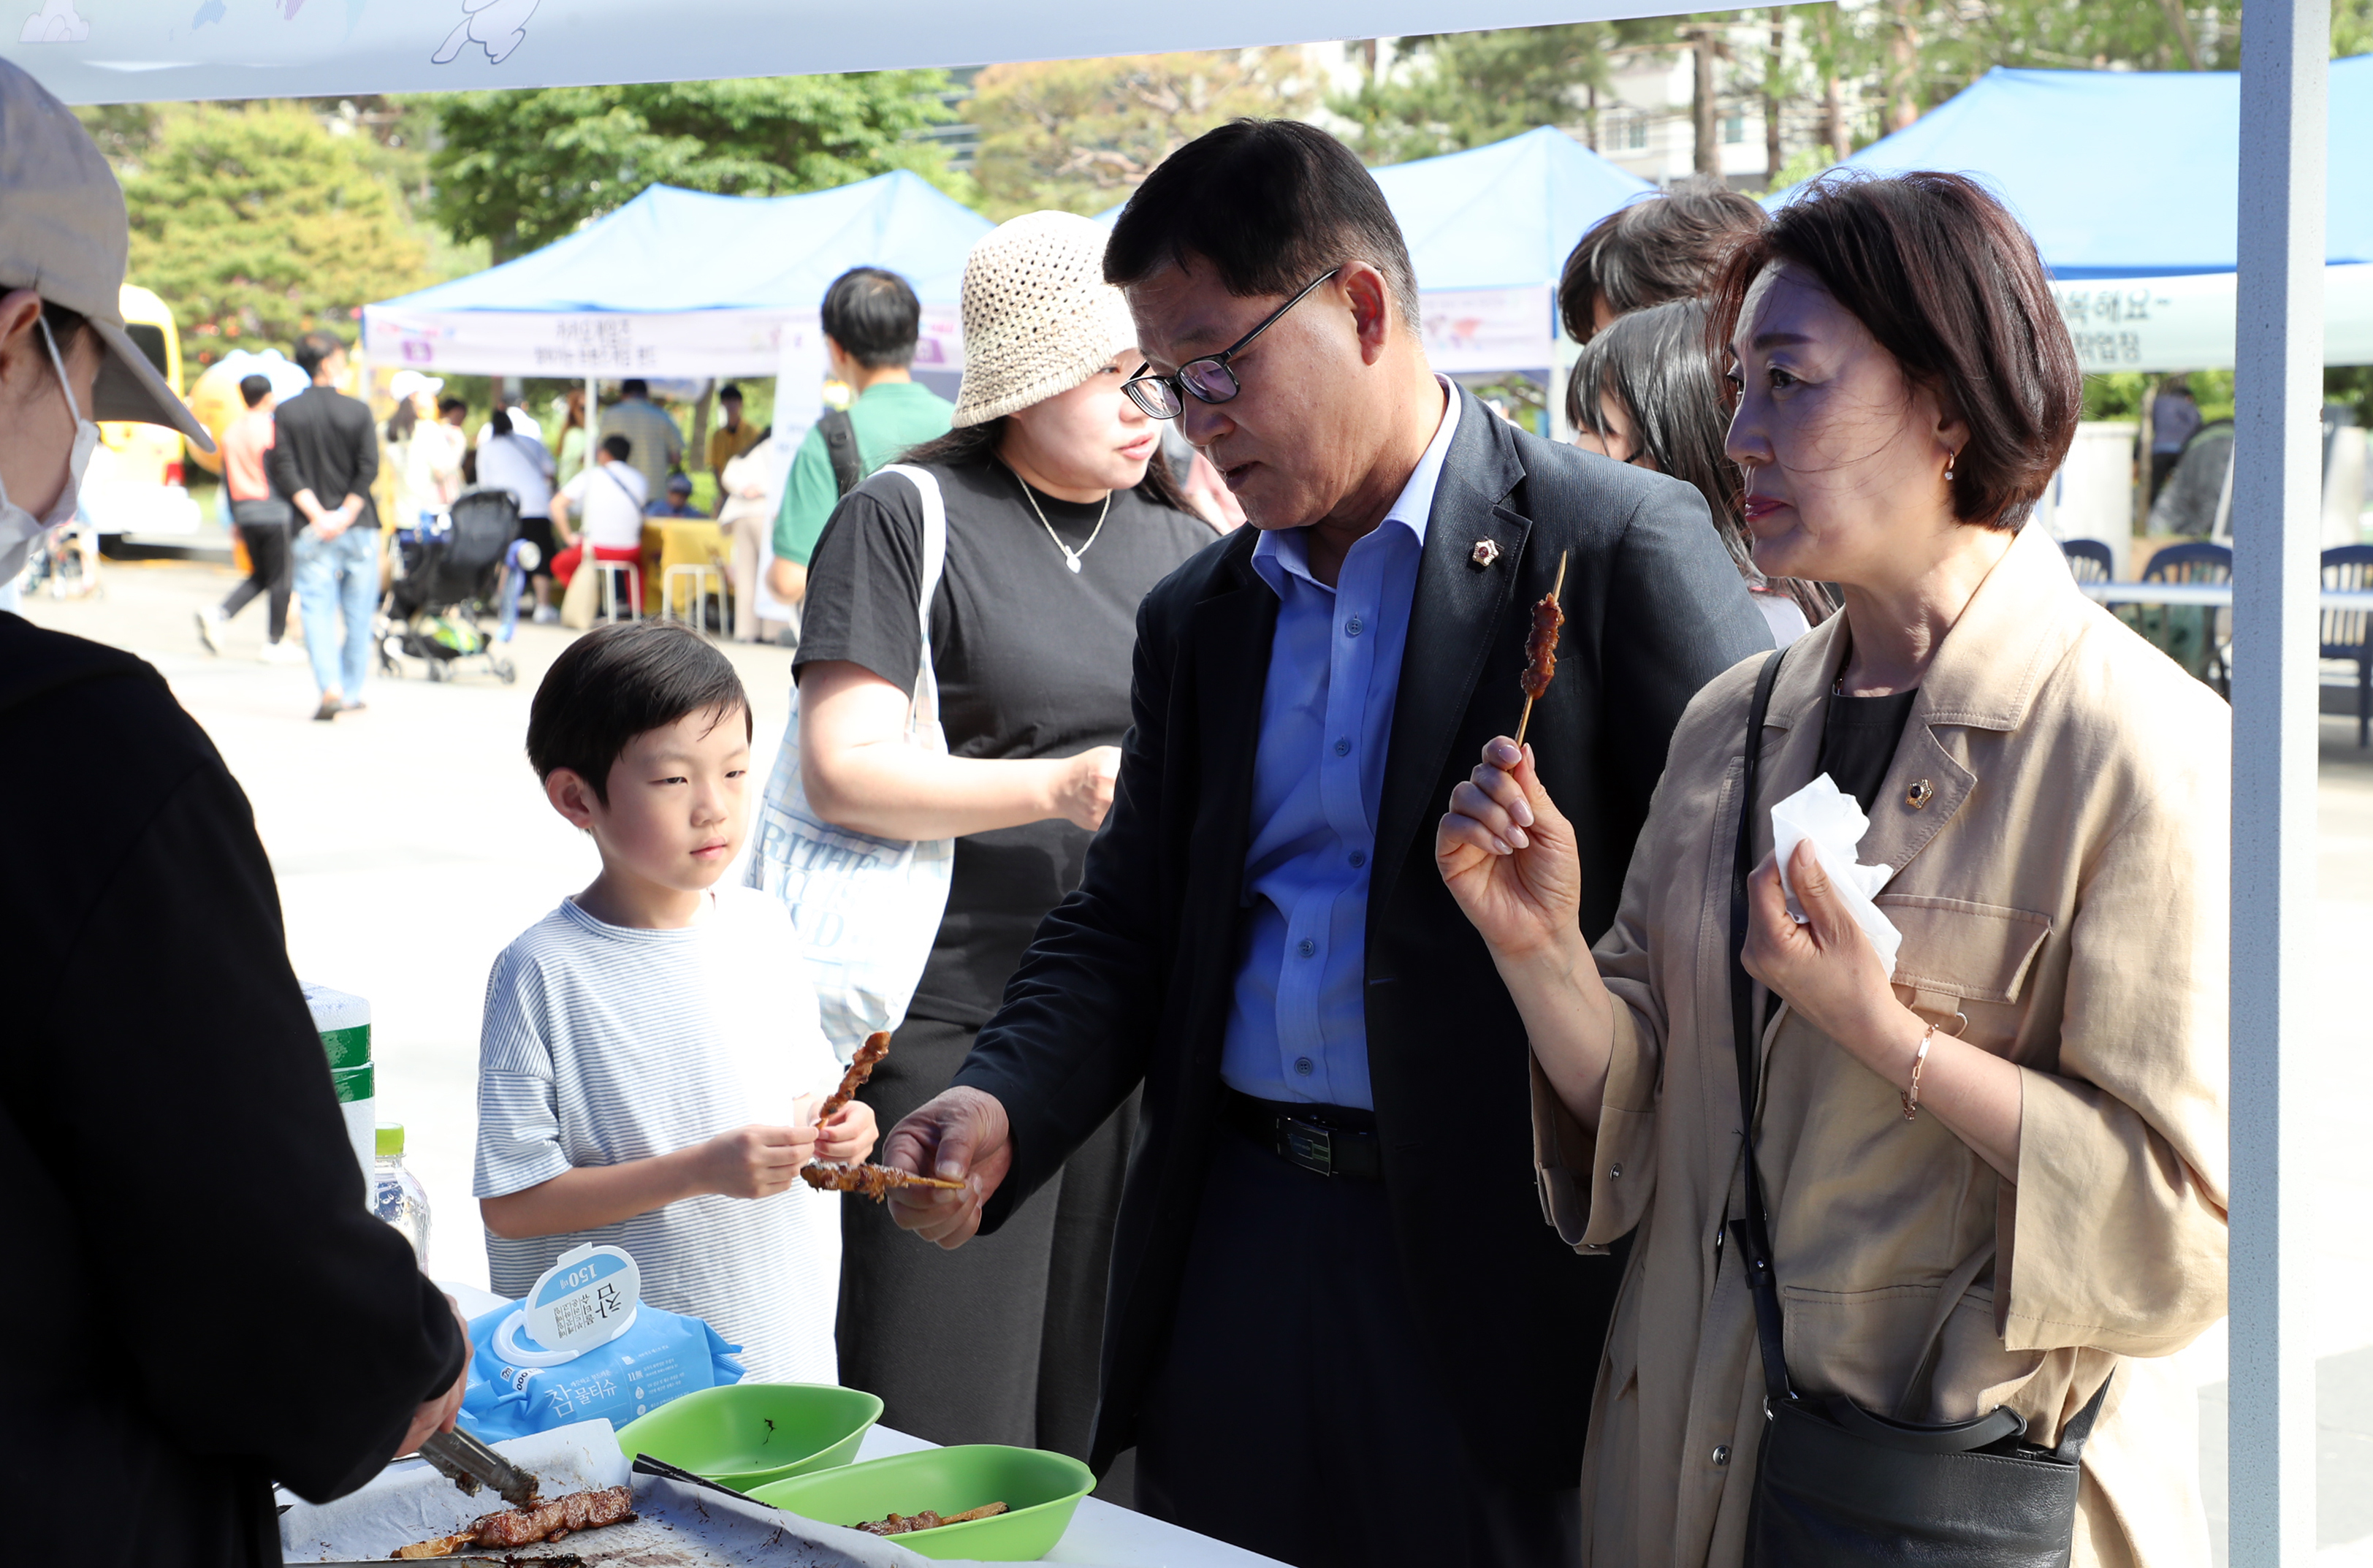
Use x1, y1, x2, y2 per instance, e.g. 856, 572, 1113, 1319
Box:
1800, 58, 2373, 277
362, 172, 993, 383
1370, 123, 1653, 292
363, 170, 991, 621
1782, 58, 2373, 371
1368, 127, 1650, 425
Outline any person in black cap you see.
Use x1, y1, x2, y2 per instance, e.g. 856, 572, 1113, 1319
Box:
0, 58, 470, 1567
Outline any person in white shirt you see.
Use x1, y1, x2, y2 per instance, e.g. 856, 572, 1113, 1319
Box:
477, 402, 541, 449
549, 433, 651, 612
476, 407, 561, 620
477, 622, 874, 1381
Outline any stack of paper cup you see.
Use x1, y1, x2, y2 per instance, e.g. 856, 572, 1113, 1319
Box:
303, 983, 376, 1204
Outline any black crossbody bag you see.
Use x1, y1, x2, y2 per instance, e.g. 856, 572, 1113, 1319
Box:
1726, 648, 2111, 1567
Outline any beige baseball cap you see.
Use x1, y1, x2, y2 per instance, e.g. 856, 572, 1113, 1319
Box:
1, 58, 214, 452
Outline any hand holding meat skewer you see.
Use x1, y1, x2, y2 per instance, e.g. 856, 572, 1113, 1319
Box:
1513, 549, 1571, 747
802, 1032, 964, 1200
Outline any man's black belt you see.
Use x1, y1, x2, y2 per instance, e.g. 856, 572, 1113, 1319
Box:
1219, 1087, 1382, 1181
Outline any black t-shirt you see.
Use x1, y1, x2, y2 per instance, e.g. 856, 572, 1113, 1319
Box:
1815, 686, 1920, 813
796, 460, 1213, 1026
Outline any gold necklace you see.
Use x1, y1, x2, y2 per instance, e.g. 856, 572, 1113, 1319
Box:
1007, 464, 1111, 575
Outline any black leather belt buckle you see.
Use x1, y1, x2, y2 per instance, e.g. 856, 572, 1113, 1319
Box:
1281, 1117, 1336, 1177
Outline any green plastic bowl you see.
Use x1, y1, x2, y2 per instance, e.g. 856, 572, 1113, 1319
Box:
614, 1382, 883, 1491
750, 1444, 1095, 1561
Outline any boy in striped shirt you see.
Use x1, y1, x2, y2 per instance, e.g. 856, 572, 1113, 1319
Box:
473, 622, 873, 1382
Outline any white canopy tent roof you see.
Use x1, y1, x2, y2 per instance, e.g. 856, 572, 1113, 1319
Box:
1, 4, 2328, 1559
3, 1, 1697, 104
359, 175, 993, 381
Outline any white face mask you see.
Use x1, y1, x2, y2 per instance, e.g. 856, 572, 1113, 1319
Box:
0, 316, 101, 585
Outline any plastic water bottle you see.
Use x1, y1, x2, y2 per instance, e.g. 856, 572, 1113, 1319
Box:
373, 1122, 432, 1265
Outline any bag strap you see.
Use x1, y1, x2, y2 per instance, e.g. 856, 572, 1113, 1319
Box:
1894, 1240, 2000, 1417
1727, 649, 1792, 1408
2053, 1365, 2115, 1462
877, 463, 948, 733
820, 408, 864, 499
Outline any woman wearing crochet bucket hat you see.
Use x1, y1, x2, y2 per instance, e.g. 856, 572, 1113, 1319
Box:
793, 210, 1215, 1466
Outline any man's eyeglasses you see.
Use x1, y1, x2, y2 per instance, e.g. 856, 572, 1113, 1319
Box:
1122, 267, 1341, 420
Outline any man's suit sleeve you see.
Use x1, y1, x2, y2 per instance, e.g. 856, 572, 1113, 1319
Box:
1598, 482, 1773, 823
948, 590, 1177, 1230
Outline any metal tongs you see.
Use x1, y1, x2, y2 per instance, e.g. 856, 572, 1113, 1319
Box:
417, 1428, 542, 1510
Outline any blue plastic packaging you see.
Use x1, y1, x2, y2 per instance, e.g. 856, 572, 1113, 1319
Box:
457, 1298, 747, 1442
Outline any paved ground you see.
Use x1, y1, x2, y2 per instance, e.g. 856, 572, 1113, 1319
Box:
15, 556, 2371, 1560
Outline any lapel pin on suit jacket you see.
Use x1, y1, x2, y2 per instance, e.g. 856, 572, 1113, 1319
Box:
1469, 538, 1501, 568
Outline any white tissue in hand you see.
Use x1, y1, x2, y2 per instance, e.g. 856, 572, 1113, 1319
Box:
1770, 773, 1902, 973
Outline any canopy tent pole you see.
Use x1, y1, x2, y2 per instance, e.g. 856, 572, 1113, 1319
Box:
2228, 0, 2324, 1561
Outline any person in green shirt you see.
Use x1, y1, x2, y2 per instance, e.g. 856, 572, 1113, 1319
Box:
767, 267, 954, 606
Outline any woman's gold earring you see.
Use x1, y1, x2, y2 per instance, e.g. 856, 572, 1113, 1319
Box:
1945, 454, 1957, 483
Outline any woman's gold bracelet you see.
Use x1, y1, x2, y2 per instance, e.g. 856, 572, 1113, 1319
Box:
1901, 1022, 1938, 1121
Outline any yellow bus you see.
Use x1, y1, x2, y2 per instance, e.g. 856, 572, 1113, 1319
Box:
81, 284, 204, 536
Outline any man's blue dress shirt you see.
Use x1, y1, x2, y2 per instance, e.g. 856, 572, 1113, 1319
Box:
1220, 380, 1460, 1109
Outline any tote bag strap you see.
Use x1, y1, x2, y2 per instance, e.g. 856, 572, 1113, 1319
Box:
878, 463, 948, 741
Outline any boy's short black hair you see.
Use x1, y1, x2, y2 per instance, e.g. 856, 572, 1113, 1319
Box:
820, 267, 922, 368
621, 378, 650, 398
719, 383, 744, 401
601, 433, 633, 463
1105, 119, 1421, 329
527, 621, 751, 804
238, 374, 271, 407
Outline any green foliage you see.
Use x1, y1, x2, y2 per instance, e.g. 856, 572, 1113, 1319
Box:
1768, 142, 1839, 192
968, 52, 1312, 220
1329, 26, 1629, 164
110, 102, 430, 370
2081, 370, 2236, 425
421, 75, 964, 260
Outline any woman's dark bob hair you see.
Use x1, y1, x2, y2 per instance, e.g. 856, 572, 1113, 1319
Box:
1704, 170, 2081, 532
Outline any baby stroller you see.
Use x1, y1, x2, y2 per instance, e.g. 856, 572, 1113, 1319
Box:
380, 489, 522, 685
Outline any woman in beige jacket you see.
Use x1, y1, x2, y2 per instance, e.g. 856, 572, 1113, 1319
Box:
1439, 173, 2227, 1567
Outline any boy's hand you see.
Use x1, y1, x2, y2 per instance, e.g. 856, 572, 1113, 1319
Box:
815, 1100, 878, 1165
696, 1124, 816, 1200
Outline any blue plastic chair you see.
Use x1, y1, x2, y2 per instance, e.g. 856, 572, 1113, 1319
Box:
2060, 538, 2114, 583
2323, 544, 2373, 747
2141, 540, 2234, 696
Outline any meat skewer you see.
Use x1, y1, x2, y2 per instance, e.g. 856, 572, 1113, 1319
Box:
818, 1031, 891, 1123
392, 1485, 636, 1557
1512, 549, 1570, 749
856, 1501, 1011, 1536
799, 1032, 962, 1202
801, 1161, 965, 1200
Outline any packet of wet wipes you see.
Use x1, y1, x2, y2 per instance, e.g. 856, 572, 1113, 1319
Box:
1769, 773, 1902, 974
457, 1295, 744, 1442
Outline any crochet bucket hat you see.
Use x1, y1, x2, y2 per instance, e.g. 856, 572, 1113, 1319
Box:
951, 210, 1138, 429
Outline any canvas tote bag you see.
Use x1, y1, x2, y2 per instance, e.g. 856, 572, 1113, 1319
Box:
744, 464, 955, 1062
